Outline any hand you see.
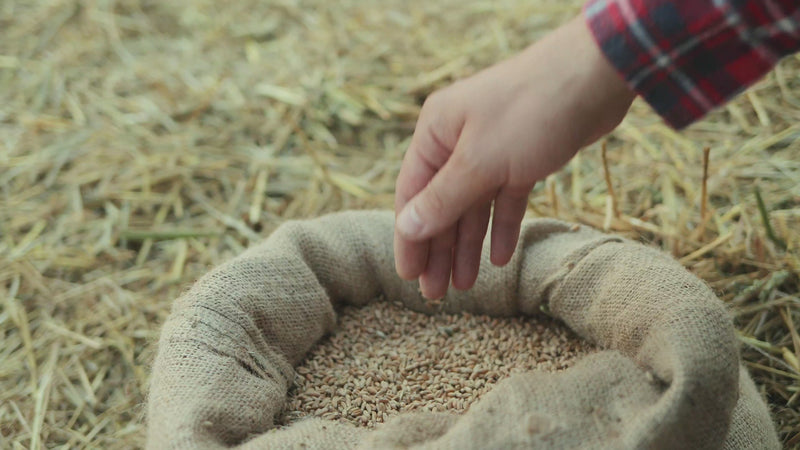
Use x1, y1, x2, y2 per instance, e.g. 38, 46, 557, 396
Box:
394, 15, 635, 299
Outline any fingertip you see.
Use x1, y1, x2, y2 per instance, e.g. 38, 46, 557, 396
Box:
452, 203, 490, 291
419, 273, 449, 300
396, 267, 419, 281
394, 233, 428, 280
489, 189, 529, 267
489, 247, 514, 267
451, 274, 477, 291
396, 203, 425, 240
419, 261, 451, 299
489, 231, 516, 267
419, 231, 455, 300
452, 247, 481, 290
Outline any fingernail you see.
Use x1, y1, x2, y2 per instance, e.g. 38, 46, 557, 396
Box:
397, 204, 424, 238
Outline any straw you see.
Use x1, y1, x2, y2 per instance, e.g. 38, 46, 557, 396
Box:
1, 0, 798, 447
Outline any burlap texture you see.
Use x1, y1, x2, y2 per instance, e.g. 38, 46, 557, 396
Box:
147, 211, 779, 449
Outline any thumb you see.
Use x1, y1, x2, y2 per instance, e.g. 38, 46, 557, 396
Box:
396, 150, 495, 242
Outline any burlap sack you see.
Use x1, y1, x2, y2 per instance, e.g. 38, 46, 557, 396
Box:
147, 211, 779, 449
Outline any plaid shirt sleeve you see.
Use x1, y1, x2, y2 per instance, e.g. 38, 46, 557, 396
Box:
584, 0, 800, 128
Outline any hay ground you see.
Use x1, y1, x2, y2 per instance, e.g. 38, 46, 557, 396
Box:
1, 0, 798, 448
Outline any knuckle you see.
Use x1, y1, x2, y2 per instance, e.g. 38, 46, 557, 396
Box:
451, 151, 491, 184
422, 127, 453, 168
420, 186, 447, 221
422, 89, 447, 110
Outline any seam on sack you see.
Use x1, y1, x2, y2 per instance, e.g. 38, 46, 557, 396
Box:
516, 220, 593, 313
181, 309, 294, 384
187, 303, 277, 362
189, 303, 253, 338
189, 338, 286, 385
564, 236, 625, 263
538, 236, 625, 312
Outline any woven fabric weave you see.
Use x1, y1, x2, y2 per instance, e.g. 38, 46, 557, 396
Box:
147, 210, 778, 449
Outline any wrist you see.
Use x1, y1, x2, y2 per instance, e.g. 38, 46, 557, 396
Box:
529, 15, 635, 145
571, 15, 636, 141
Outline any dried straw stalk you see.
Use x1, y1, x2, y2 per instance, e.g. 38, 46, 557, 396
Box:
1, 0, 798, 447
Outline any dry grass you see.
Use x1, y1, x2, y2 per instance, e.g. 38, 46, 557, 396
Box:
0, 0, 798, 448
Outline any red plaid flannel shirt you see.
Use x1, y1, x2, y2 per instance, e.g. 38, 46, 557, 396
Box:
584, 0, 800, 128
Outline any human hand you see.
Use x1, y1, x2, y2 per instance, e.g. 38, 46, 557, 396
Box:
394, 15, 635, 299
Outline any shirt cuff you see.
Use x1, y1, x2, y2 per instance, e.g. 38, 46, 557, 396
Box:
584, 0, 800, 129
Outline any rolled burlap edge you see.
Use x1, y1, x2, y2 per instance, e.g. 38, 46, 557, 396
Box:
146, 210, 779, 449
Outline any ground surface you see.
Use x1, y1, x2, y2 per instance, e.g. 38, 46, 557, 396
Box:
1, 0, 799, 448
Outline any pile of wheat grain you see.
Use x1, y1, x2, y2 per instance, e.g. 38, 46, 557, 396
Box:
279, 301, 593, 428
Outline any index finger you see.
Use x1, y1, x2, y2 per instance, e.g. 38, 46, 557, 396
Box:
394, 139, 440, 280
